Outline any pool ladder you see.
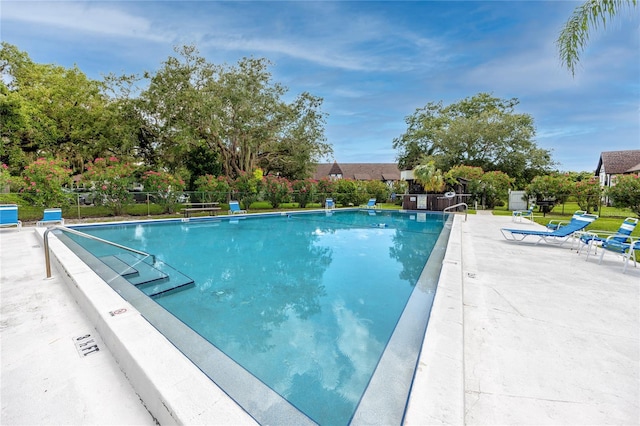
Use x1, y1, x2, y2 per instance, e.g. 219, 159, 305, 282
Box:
44, 225, 155, 278
443, 203, 468, 222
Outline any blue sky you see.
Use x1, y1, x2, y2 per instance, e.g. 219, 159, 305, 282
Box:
2, 1, 638, 172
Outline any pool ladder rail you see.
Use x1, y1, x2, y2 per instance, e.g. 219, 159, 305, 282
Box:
443, 202, 468, 222
44, 225, 194, 298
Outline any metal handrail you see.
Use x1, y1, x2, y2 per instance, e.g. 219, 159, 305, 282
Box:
44, 225, 155, 278
443, 202, 468, 222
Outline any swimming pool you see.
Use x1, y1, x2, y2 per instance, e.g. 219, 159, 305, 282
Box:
56, 209, 451, 425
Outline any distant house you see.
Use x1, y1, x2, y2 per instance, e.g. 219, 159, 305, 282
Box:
595, 150, 640, 187
313, 162, 401, 185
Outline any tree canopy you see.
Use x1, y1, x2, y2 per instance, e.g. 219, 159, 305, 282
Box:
0, 43, 110, 174
392, 93, 554, 187
0, 43, 333, 183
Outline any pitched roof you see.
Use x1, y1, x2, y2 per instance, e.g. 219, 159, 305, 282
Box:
328, 162, 343, 175
596, 150, 640, 175
313, 162, 401, 181
627, 162, 640, 173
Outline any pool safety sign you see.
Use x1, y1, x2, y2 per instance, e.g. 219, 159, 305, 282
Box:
73, 333, 100, 357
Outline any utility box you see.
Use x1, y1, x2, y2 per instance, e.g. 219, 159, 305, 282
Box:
508, 190, 528, 211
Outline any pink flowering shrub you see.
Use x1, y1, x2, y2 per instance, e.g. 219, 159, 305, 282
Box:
21, 158, 72, 207
607, 174, 640, 216
263, 175, 292, 208
83, 157, 135, 215
525, 173, 573, 207
0, 164, 12, 191
292, 179, 317, 208
142, 170, 186, 213
316, 178, 336, 201
573, 177, 602, 213
194, 174, 231, 203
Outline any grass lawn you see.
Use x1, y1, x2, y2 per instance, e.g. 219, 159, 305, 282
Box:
8, 200, 406, 224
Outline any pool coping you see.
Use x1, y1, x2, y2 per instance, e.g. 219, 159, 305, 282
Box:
35, 209, 465, 424
36, 226, 257, 425
404, 210, 464, 424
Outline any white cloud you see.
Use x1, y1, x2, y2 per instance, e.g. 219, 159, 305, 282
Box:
2, 1, 171, 42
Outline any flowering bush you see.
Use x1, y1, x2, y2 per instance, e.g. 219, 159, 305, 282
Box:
142, 170, 186, 213
573, 177, 601, 213
292, 179, 317, 208
0, 164, 12, 191
607, 174, 640, 216
21, 158, 72, 207
263, 175, 292, 208
316, 178, 336, 201
194, 175, 231, 203
525, 173, 573, 206
83, 157, 135, 215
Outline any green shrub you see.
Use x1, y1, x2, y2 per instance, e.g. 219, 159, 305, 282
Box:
334, 179, 367, 206
607, 174, 640, 217
365, 180, 391, 203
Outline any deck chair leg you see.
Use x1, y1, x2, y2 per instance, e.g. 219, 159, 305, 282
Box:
584, 239, 598, 260
622, 249, 637, 274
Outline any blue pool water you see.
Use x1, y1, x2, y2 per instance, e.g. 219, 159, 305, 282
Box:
62, 210, 447, 425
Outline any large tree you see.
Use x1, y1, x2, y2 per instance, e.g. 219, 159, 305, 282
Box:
557, 0, 638, 76
139, 45, 332, 180
393, 93, 554, 187
0, 43, 113, 173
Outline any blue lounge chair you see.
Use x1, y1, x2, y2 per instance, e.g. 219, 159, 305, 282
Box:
361, 198, 377, 209
37, 208, 64, 227
0, 204, 22, 230
501, 213, 598, 245
228, 201, 247, 215
592, 236, 639, 273
579, 217, 638, 256
512, 204, 536, 223
325, 198, 335, 209
546, 210, 586, 230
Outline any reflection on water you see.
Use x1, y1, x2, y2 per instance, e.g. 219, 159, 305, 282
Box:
71, 211, 443, 425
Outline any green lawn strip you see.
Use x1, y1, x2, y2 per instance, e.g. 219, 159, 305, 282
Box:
11, 200, 407, 223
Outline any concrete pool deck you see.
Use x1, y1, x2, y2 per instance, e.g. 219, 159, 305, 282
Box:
1, 212, 638, 424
